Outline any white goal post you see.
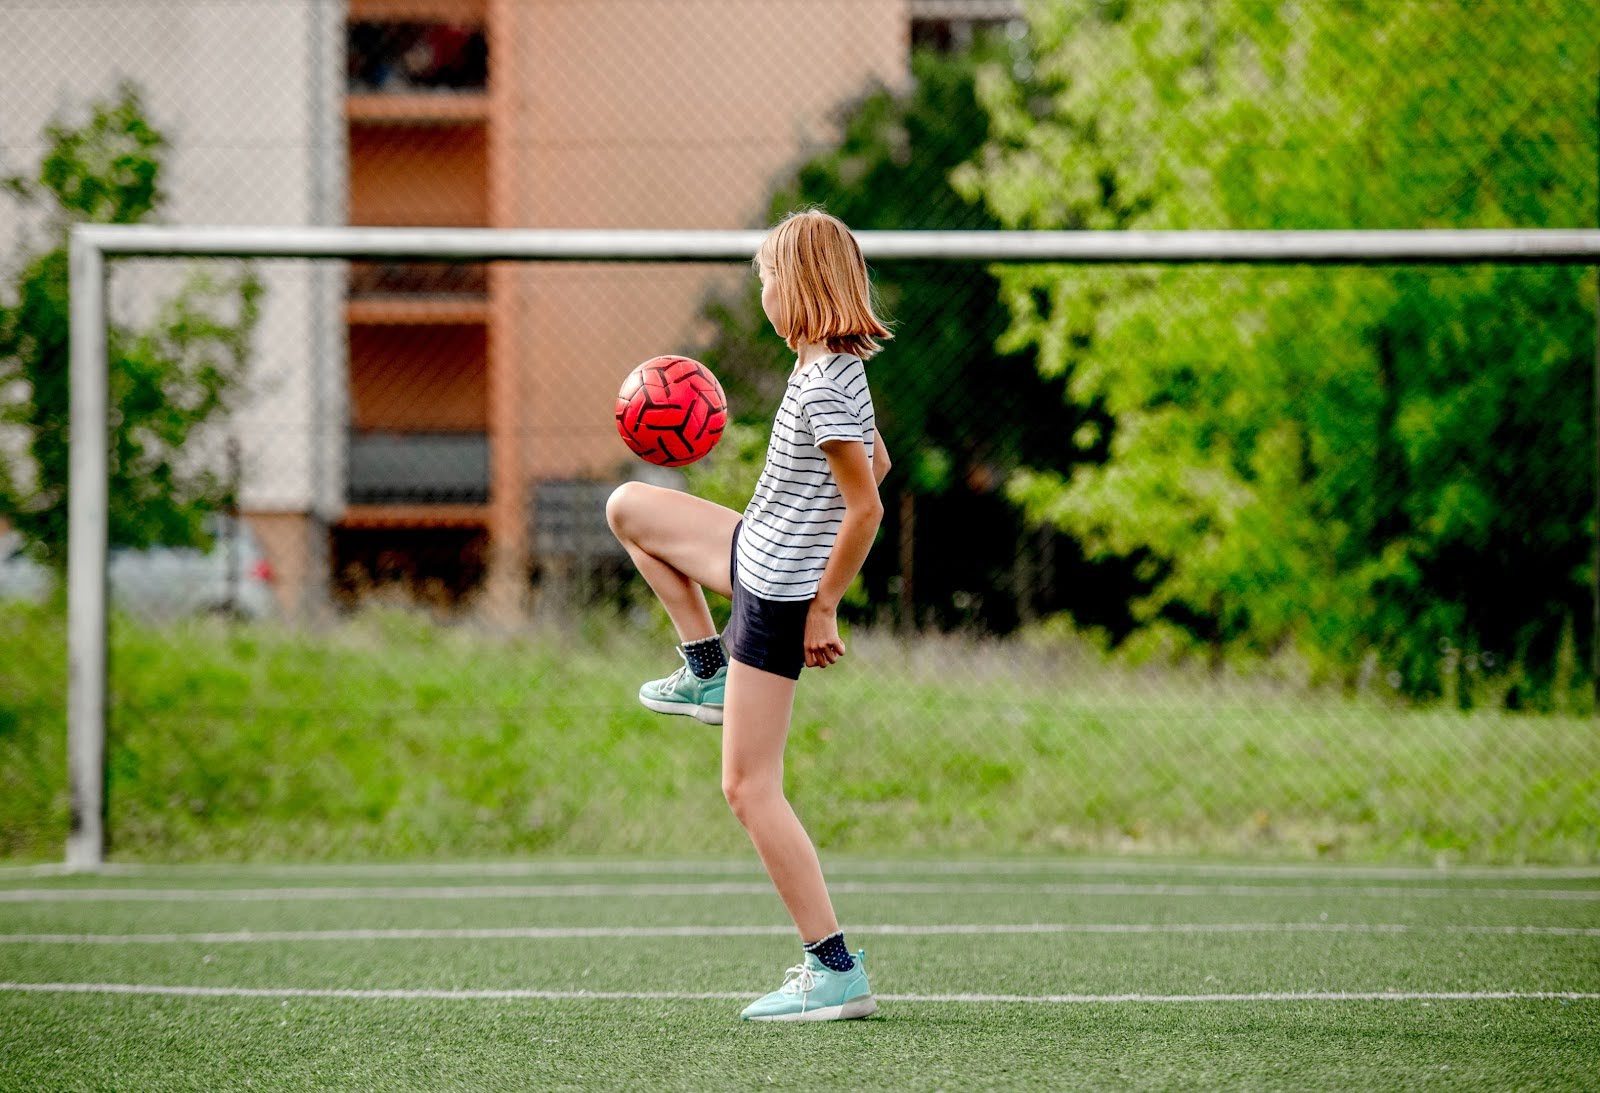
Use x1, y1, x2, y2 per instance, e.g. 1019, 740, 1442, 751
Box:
65, 225, 1600, 869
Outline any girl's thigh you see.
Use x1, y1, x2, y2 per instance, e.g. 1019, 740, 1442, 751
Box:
606, 482, 742, 599
721, 660, 800, 786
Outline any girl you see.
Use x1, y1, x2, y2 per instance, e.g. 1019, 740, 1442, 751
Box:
605, 209, 891, 1022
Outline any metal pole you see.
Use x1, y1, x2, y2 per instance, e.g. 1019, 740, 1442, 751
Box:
1593, 60, 1599, 708
75, 224, 1600, 265
226, 437, 241, 617
66, 229, 108, 870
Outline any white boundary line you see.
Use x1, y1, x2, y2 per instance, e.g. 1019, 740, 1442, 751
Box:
2, 881, 1596, 903
5, 859, 1597, 881
888, 990, 1600, 1005
0, 865, 73, 879
1, 922, 1596, 945
2, 982, 1595, 1006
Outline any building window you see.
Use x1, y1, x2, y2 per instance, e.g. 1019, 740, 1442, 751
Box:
346, 431, 490, 505
347, 22, 488, 93
910, 0, 1023, 55
348, 262, 488, 299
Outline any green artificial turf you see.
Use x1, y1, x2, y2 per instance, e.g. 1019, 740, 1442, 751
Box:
0, 860, 1595, 1090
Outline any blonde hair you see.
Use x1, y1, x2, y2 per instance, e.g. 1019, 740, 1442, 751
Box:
756, 209, 892, 360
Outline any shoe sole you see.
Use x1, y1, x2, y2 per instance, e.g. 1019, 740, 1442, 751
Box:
639, 696, 723, 725
744, 995, 877, 1022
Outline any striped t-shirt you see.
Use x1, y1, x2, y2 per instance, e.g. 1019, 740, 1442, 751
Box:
736, 352, 876, 601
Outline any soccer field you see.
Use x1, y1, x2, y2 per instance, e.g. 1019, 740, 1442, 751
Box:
1, 858, 1595, 1090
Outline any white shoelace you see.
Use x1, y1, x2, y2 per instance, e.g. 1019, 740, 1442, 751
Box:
661, 665, 690, 693
779, 963, 818, 997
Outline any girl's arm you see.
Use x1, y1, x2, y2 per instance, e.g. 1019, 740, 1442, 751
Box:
872, 428, 891, 487
806, 438, 884, 668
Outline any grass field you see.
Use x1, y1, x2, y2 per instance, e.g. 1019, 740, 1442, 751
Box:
3, 604, 1597, 864
1, 858, 1596, 1090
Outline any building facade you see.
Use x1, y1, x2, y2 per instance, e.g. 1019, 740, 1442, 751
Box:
2, 1, 1015, 616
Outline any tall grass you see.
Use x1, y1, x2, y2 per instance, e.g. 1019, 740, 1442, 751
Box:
2, 602, 1595, 863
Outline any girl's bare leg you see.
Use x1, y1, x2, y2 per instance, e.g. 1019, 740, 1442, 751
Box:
605, 482, 740, 641
721, 660, 840, 942
610, 484, 835, 935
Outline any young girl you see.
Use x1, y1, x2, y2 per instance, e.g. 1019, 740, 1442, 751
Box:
605, 209, 891, 1022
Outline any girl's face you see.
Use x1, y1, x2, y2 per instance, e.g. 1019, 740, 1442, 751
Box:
758, 256, 782, 335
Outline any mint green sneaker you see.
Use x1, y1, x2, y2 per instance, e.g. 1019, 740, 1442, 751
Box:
638, 646, 726, 725
740, 951, 876, 1022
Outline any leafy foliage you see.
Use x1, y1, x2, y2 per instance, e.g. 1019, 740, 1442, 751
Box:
955, 1, 1597, 706
0, 83, 262, 570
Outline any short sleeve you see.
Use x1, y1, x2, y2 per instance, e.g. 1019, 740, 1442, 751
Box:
797, 378, 864, 449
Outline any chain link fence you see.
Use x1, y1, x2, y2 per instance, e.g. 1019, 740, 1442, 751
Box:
1, 0, 1597, 864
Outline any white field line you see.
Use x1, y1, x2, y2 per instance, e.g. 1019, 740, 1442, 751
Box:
1, 881, 1596, 903
0, 865, 75, 879
1, 922, 1597, 945
6, 860, 1595, 881
1, 982, 1595, 1006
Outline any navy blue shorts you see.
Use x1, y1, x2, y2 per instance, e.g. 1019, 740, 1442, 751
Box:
724, 520, 811, 680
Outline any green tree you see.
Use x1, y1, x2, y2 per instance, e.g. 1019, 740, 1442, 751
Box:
0, 84, 262, 572
954, 0, 1596, 707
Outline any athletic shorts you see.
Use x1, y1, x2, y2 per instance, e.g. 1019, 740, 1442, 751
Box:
724, 520, 811, 680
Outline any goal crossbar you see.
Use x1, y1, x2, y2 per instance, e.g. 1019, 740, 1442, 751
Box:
65, 226, 1600, 868
74, 224, 1600, 263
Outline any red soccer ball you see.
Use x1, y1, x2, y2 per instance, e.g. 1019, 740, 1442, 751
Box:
614, 355, 728, 466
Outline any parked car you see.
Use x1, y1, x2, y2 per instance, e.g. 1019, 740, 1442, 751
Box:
0, 516, 278, 620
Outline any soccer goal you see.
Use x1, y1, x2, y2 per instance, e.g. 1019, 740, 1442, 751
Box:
60, 225, 1600, 869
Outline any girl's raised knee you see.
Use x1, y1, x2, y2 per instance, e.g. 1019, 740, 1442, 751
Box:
605, 481, 643, 537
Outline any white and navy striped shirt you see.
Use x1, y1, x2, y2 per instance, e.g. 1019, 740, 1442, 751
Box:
737, 352, 876, 601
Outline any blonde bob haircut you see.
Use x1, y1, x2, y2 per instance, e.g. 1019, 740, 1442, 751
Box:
756, 209, 892, 360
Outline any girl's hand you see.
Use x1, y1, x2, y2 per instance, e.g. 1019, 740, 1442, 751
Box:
804, 603, 846, 668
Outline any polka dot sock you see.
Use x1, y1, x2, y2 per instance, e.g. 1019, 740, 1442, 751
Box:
680, 635, 726, 680
803, 930, 855, 973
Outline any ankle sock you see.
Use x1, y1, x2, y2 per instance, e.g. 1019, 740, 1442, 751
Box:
681, 634, 726, 680
803, 930, 855, 973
